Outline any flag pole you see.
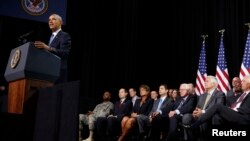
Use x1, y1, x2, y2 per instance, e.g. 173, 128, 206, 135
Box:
216, 29, 231, 93
195, 34, 208, 95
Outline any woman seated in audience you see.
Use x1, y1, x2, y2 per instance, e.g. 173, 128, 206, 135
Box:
172, 89, 179, 101
118, 84, 153, 141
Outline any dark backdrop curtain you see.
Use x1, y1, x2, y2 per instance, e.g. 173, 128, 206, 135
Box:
0, 0, 250, 101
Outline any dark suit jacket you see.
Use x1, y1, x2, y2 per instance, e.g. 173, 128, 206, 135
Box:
113, 98, 133, 120
237, 93, 250, 120
133, 98, 154, 116
150, 97, 174, 116
197, 89, 226, 110
226, 89, 242, 106
172, 94, 197, 115
202, 92, 250, 125
49, 30, 71, 83
50, 30, 71, 70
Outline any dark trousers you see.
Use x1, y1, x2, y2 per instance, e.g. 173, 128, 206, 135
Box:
96, 117, 121, 141
150, 116, 168, 141
167, 115, 183, 141
194, 104, 250, 127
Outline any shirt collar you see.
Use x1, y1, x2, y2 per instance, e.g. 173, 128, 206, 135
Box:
207, 88, 216, 95
120, 98, 126, 103
52, 28, 61, 37
132, 95, 138, 101
182, 95, 189, 101
160, 95, 167, 101
244, 90, 250, 95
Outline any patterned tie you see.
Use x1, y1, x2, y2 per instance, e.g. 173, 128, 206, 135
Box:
177, 98, 185, 109
49, 34, 54, 45
231, 92, 247, 109
202, 94, 211, 110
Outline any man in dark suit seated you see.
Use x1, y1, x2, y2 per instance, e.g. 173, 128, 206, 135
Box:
191, 74, 250, 128
167, 83, 197, 141
182, 75, 226, 141
95, 88, 132, 141
226, 77, 242, 106
129, 88, 140, 107
137, 84, 173, 141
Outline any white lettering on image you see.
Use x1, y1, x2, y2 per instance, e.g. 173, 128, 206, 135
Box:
212, 129, 246, 136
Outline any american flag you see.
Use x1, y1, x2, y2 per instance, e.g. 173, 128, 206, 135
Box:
195, 40, 207, 95
216, 34, 230, 93
239, 30, 250, 80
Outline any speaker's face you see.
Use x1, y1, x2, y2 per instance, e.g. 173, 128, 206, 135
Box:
48, 15, 62, 32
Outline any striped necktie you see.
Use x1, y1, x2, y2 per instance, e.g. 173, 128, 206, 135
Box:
177, 98, 185, 109
231, 92, 247, 109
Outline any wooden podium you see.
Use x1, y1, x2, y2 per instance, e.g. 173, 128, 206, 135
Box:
4, 42, 61, 114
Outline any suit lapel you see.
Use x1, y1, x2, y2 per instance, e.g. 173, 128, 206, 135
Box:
50, 31, 62, 46
241, 92, 250, 106
159, 98, 167, 109
153, 99, 160, 111
182, 95, 190, 105
204, 90, 217, 109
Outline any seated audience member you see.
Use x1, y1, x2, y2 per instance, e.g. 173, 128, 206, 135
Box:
79, 91, 114, 141
168, 89, 173, 99
96, 88, 132, 140
137, 84, 173, 141
188, 83, 197, 95
129, 87, 140, 107
226, 77, 242, 106
171, 89, 179, 102
191, 74, 250, 127
188, 83, 199, 101
118, 85, 153, 141
167, 83, 197, 141
150, 90, 159, 101
182, 76, 226, 141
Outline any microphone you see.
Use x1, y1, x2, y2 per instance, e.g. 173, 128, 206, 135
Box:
18, 31, 34, 43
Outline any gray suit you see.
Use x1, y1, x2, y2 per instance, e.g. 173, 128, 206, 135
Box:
183, 89, 226, 124
197, 89, 226, 111
182, 89, 226, 141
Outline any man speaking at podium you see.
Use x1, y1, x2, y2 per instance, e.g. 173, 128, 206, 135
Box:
34, 13, 71, 84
